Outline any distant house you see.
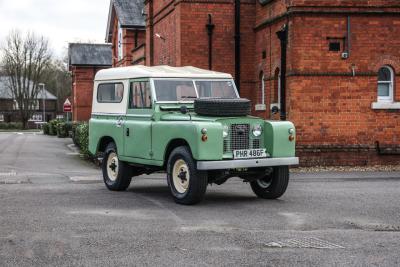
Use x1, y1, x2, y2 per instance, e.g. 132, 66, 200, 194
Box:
68, 43, 112, 121
0, 76, 57, 125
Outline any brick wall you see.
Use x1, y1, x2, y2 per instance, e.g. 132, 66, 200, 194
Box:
111, 14, 146, 67
144, 0, 400, 166
71, 66, 109, 121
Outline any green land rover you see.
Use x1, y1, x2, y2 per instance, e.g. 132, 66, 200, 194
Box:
89, 65, 299, 205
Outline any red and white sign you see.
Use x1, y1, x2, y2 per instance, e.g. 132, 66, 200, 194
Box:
63, 99, 72, 112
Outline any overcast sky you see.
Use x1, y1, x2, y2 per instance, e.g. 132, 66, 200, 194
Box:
0, 0, 110, 59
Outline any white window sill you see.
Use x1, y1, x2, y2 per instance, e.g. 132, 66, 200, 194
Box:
371, 102, 400, 110
255, 104, 266, 111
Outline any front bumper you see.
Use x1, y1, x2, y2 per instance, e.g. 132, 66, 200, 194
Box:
197, 157, 299, 170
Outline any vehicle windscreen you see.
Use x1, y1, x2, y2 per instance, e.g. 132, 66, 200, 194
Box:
154, 79, 238, 101
154, 80, 197, 101
195, 80, 237, 98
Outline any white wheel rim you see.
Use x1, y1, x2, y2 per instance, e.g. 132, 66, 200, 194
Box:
172, 159, 190, 194
107, 152, 119, 181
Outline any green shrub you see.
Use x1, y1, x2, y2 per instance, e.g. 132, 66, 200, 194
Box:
0, 122, 23, 130
71, 122, 81, 146
43, 123, 49, 135
57, 122, 70, 138
48, 119, 59, 136
76, 122, 91, 158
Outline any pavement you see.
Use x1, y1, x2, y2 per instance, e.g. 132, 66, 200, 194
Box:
0, 132, 400, 266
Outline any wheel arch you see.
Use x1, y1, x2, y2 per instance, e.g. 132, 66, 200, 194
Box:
97, 136, 116, 153
163, 138, 192, 168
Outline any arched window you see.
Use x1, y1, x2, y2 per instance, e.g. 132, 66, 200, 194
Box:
378, 66, 394, 102
271, 68, 281, 109
260, 72, 265, 105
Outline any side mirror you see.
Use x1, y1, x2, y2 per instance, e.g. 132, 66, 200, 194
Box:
180, 105, 188, 114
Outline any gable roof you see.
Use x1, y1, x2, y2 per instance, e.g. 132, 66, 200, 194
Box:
68, 43, 112, 67
106, 0, 145, 42
0, 76, 57, 100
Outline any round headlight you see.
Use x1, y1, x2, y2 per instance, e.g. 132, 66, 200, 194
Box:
252, 124, 263, 137
288, 128, 295, 135
201, 128, 208, 134
222, 125, 229, 138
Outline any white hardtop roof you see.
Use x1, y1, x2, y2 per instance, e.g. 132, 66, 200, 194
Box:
95, 65, 233, 81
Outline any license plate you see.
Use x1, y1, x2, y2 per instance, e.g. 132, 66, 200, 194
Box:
233, 149, 268, 159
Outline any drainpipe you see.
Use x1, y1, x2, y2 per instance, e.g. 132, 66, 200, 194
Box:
206, 14, 215, 70
234, 0, 241, 93
276, 24, 288, 121
149, 1, 154, 66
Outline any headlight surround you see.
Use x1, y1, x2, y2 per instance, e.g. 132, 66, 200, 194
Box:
222, 125, 229, 138
252, 124, 263, 137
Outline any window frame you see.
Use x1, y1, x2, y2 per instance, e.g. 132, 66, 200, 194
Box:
96, 82, 125, 104
377, 66, 394, 102
152, 78, 239, 103
128, 80, 153, 110
117, 22, 123, 61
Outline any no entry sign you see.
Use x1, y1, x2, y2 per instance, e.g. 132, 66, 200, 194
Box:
63, 99, 72, 112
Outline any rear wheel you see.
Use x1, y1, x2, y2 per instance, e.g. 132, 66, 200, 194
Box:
102, 142, 132, 191
167, 146, 208, 205
250, 166, 289, 199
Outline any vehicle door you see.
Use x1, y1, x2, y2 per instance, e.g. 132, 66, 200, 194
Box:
123, 79, 153, 159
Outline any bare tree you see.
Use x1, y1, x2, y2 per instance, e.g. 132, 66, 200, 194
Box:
1, 30, 52, 128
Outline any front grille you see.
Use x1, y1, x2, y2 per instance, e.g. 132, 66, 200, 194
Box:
252, 139, 260, 149
223, 124, 262, 154
230, 124, 249, 151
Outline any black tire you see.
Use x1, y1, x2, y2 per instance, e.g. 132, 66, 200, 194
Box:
250, 166, 289, 199
167, 146, 208, 205
194, 98, 251, 117
102, 142, 132, 191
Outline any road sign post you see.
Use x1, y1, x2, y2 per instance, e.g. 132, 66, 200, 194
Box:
63, 99, 72, 122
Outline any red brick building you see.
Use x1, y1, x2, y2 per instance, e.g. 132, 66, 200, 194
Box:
71, 0, 400, 165
142, 0, 400, 166
106, 0, 146, 66
68, 43, 112, 121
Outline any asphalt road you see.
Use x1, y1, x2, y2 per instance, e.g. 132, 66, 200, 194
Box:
1, 132, 400, 267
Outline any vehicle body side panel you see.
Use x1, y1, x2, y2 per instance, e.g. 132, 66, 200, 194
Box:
89, 115, 125, 155
151, 121, 223, 162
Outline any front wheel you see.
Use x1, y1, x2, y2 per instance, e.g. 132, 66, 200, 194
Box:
250, 166, 289, 199
167, 146, 208, 205
102, 142, 132, 191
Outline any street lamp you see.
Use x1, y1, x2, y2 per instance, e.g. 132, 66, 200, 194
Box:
39, 83, 46, 122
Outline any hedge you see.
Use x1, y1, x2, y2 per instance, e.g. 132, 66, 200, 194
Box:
43, 123, 50, 135
43, 120, 92, 158
0, 122, 23, 130
57, 122, 72, 138
76, 122, 91, 157
48, 120, 59, 136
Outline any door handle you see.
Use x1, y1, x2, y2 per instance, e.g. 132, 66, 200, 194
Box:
126, 128, 130, 137
116, 116, 124, 128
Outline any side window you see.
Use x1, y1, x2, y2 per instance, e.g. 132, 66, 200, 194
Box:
97, 83, 124, 103
129, 81, 152, 109
377, 66, 394, 102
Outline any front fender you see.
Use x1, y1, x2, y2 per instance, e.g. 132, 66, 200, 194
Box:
264, 121, 296, 158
